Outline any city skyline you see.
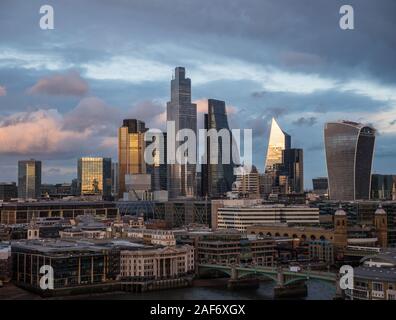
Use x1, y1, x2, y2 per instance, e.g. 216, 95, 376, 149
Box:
1, 1, 396, 189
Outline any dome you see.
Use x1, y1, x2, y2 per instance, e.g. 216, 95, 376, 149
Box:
375, 204, 386, 215
334, 204, 346, 216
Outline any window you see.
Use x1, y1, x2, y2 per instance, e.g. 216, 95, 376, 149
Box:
372, 282, 383, 292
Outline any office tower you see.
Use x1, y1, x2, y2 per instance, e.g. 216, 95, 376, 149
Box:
282, 148, 304, 193
232, 165, 260, 198
265, 118, 291, 172
149, 132, 168, 191
324, 121, 376, 201
77, 157, 112, 199
312, 177, 328, 194
0, 182, 18, 201
203, 99, 235, 198
166, 67, 197, 199
18, 159, 42, 199
118, 119, 147, 197
111, 162, 119, 197
371, 174, 396, 200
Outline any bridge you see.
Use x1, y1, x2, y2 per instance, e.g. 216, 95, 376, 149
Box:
197, 264, 337, 287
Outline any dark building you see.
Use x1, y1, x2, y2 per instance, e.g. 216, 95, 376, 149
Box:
18, 159, 42, 199
0, 182, 18, 201
371, 174, 395, 200
312, 177, 328, 194
202, 99, 235, 198
148, 132, 167, 191
282, 148, 303, 193
324, 121, 376, 201
167, 67, 197, 199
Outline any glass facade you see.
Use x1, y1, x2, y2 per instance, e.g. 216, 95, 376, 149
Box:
282, 148, 304, 193
203, 99, 235, 198
265, 118, 291, 172
118, 119, 147, 197
371, 174, 395, 200
17, 159, 41, 199
167, 67, 197, 199
77, 157, 112, 198
324, 121, 375, 201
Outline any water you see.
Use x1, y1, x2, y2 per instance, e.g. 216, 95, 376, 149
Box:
87, 280, 335, 300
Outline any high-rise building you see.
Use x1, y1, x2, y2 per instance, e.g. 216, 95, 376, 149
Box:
18, 159, 41, 199
203, 99, 234, 198
118, 119, 147, 197
149, 132, 167, 191
371, 174, 396, 200
312, 177, 328, 194
111, 162, 119, 197
166, 67, 197, 199
265, 118, 291, 172
77, 157, 112, 199
282, 148, 304, 193
324, 121, 376, 201
232, 166, 260, 199
0, 182, 18, 201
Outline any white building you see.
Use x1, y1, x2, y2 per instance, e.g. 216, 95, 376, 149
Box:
217, 204, 319, 231
120, 245, 194, 279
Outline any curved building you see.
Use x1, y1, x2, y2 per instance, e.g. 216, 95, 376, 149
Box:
324, 121, 376, 201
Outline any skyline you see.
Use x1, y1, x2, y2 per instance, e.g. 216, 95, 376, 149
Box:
1, 0, 396, 188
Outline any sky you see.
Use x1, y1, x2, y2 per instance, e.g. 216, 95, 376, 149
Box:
0, 0, 396, 188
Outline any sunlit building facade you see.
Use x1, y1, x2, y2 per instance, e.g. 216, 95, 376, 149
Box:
77, 157, 112, 198
118, 119, 147, 197
324, 121, 376, 201
265, 118, 291, 172
18, 159, 41, 199
167, 67, 197, 199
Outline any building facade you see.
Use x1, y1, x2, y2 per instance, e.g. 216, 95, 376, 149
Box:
203, 99, 235, 198
166, 67, 197, 199
0, 182, 18, 201
18, 159, 41, 199
118, 119, 147, 198
77, 157, 112, 199
324, 121, 376, 201
265, 118, 291, 172
282, 148, 304, 193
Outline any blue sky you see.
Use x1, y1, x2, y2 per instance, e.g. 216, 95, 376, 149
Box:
0, 0, 396, 188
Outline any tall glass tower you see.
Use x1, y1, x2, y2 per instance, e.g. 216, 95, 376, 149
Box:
167, 67, 197, 199
118, 119, 147, 198
265, 118, 291, 172
18, 159, 41, 199
203, 99, 235, 198
324, 121, 376, 201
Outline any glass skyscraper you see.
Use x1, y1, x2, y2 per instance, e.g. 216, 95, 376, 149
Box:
265, 118, 291, 172
118, 119, 147, 198
166, 67, 197, 199
202, 99, 235, 198
282, 148, 304, 193
18, 159, 41, 199
324, 121, 376, 201
77, 157, 112, 199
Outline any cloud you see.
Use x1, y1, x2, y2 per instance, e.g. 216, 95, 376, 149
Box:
27, 71, 89, 96
0, 86, 6, 96
251, 91, 266, 98
292, 117, 317, 127
127, 100, 167, 130
280, 51, 324, 67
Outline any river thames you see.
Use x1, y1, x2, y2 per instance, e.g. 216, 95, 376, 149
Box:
88, 279, 336, 300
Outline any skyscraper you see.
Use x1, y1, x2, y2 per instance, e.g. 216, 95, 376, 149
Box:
111, 162, 119, 197
118, 119, 147, 198
282, 148, 304, 193
324, 121, 376, 201
149, 132, 167, 191
203, 99, 235, 198
166, 67, 197, 199
265, 118, 291, 172
77, 157, 112, 199
18, 159, 41, 199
